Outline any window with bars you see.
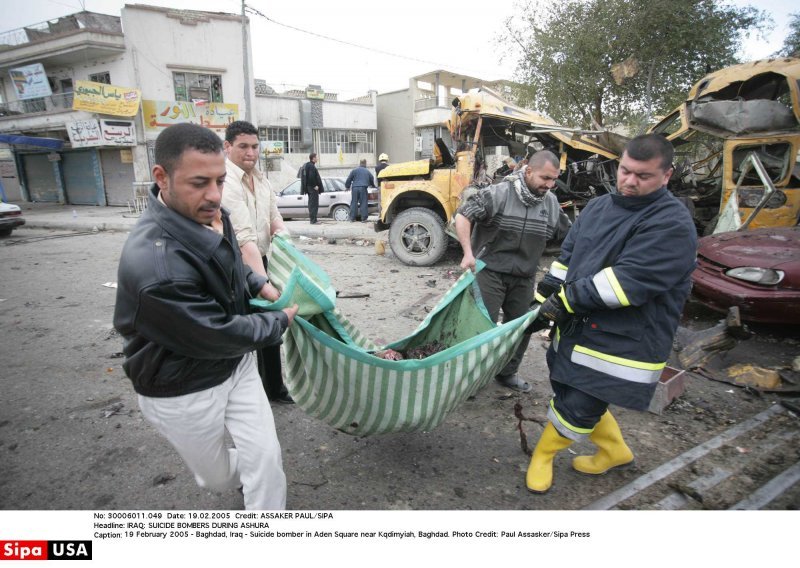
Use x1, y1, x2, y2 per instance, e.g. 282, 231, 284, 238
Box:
89, 71, 111, 84
319, 129, 374, 154
173, 72, 223, 102
258, 126, 302, 153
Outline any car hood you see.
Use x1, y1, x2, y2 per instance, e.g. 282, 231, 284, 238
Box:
0, 202, 22, 214
699, 227, 800, 272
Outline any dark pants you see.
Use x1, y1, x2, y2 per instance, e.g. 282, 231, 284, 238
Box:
349, 187, 369, 221
307, 189, 319, 223
549, 378, 608, 430
476, 268, 535, 378
258, 255, 289, 400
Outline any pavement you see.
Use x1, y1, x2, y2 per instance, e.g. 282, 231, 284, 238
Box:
13, 201, 387, 241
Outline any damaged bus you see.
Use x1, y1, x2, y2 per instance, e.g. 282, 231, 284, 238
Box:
649, 57, 800, 235
375, 87, 624, 266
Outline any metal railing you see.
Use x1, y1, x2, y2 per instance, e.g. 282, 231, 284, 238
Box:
0, 93, 75, 117
0, 12, 121, 48
414, 96, 449, 111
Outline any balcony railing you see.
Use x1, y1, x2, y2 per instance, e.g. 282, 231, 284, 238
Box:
0, 12, 121, 49
414, 96, 449, 111
0, 93, 75, 117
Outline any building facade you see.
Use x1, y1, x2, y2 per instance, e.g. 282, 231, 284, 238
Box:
376, 70, 511, 165
0, 4, 377, 205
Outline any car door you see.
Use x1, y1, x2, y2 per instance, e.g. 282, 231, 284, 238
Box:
319, 178, 349, 216
276, 180, 308, 218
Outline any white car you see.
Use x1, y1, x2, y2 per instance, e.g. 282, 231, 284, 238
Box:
275, 177, 378, 222
0, 202, 25, 237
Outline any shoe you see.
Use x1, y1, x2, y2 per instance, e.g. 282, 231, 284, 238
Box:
526, 422, 573, 493
572, 410, 634, 474
495, 373, 532, 393
271, 392, 294, 404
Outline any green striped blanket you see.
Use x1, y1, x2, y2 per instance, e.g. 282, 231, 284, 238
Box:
251, 235, 536, 436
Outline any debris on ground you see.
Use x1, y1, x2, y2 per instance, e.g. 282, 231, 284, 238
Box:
725, 364, 782, 389
674, 306, 751, 369
152, 473, 176, 487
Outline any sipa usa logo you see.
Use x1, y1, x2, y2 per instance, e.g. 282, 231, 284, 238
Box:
0, 540, 92, 561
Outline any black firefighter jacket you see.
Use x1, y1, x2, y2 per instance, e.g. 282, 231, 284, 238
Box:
113, 185, 288, 397
543, 187, 697, 410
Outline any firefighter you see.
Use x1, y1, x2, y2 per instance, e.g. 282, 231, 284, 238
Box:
375, 153, 390, 180
526, 134, 697, 493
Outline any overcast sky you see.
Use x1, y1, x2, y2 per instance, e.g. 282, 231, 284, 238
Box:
2, 0, 796, 98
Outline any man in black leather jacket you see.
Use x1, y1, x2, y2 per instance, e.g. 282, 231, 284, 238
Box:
113, 123, 298, 510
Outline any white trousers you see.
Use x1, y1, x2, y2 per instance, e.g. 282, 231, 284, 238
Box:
138, 352, 286, 510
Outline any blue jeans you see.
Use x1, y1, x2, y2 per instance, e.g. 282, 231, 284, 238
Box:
349, 187, 369, 221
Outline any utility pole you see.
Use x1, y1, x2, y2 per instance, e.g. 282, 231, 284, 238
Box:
241, 0, 251, 122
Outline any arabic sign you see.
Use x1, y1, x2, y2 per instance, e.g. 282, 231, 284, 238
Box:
67, 119, 136, 147
9, 63, 52, 100
142, 100, 239, 132
72, 80, 141, 117
306, 87, 325, 100
262, 141, 283, 155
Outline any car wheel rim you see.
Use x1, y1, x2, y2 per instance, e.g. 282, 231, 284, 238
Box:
400, 223, 432, 254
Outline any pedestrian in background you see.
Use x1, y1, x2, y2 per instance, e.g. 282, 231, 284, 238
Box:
525, 134, 697, 494
455, 150, 571, 393
300, 152, 323, 224
345, 158, 375, 223
222, 120, 293, 404
375, 152, 390, 180
113, 123, 298, 509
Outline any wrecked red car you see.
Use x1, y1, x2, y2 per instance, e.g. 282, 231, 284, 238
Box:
691, 226, 800, 324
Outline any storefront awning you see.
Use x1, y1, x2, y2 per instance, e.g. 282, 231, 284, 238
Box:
0, 134, 64, 150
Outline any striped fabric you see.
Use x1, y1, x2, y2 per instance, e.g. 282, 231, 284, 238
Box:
253, 236, 536, 436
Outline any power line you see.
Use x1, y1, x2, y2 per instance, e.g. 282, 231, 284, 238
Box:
244, 5, 459, 70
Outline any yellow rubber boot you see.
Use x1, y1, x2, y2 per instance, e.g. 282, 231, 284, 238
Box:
526, 422, 573, 493
572, 411, 634, 475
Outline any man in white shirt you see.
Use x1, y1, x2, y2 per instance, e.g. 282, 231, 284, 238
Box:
222, 120, 293, 404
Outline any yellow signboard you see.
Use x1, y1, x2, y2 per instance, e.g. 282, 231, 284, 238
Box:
72, 80, 141, 117
142, 100, 239, 132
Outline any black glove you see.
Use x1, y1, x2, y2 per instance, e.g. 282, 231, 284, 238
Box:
535, 275, 561, 302
524, 302, 551, 335
538, 293, 565, 322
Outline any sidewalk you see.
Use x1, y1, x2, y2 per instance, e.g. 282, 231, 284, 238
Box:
15, 201, 387, 241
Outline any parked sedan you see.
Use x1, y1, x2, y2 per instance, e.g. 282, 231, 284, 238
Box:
0, 202, 25, 237
691, 227, 800, 324
275, 177, 378, 221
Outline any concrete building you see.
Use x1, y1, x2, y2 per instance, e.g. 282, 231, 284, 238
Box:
0, 4, 377, 205
376, 70, 511, 165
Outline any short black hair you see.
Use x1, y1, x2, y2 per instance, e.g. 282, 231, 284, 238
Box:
529, 150, 559, 170
309, 153, 317, 161
625, 134, 674, 171
225, 120, 258, 143
155, 123, 223, 174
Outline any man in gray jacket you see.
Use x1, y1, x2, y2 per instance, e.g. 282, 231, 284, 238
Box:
113, 123, 298, 509
455, 150, 569, 392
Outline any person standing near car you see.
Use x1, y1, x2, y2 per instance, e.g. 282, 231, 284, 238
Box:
345, 158, 375, 223
375, 153, 390, 180
455, 150, 570, 393
524, 134, 697, 494
113, 123, 298, 509
300, 153, 324, 224
221, 120, 293, 405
